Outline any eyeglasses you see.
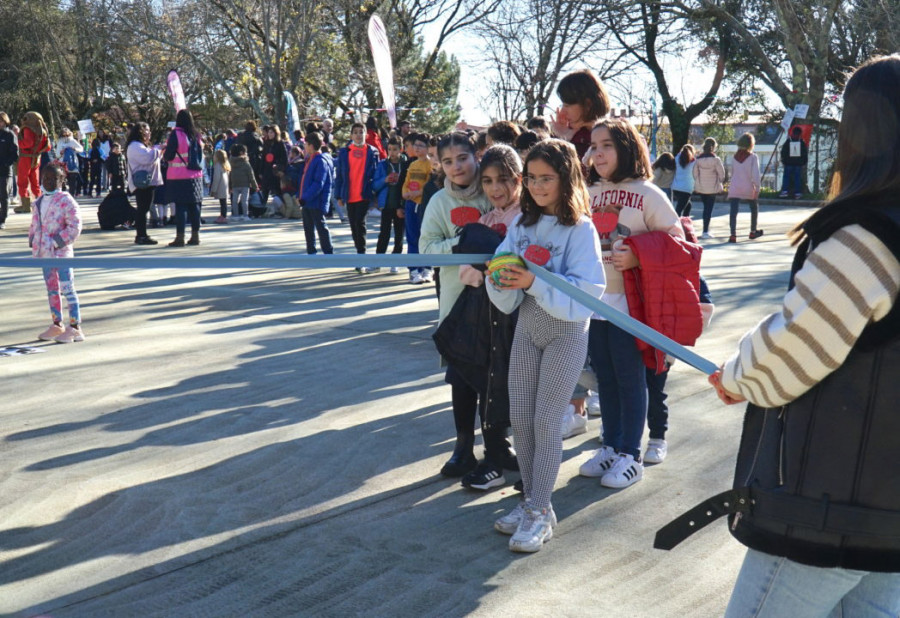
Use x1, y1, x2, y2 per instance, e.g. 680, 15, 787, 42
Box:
522, 175, 559, 189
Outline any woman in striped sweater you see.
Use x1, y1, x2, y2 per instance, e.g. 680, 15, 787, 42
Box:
711, 55, 900, 617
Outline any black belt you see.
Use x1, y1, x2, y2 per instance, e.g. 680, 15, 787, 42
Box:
654, 487, 900, 550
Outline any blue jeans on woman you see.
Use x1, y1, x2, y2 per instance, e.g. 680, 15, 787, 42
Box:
589, 319, 647, 459
726, 548, 900, 617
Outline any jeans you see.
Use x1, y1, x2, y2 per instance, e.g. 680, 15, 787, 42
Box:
231, 187, 250, 217
729, 198, 759, 236
672, 189, 692, 217
133, 187, 154, 239
699, 194, 717, 234
376, 206, 404, 254
646, 365, 670, 440
301, 207, 333, 254
346, 200, 369, 254
405, 200, 425, 274
781, 165, 803, 196
589, 319, 647, 458
0, 174, 9, 223
725, 548, 900, 618
175, 202, 201, 237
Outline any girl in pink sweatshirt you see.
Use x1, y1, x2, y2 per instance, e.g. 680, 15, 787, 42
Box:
726, 132, 763, 243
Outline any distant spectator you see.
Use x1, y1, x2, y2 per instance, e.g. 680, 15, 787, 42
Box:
671, 144, 696, 216
365, 116, 387, 159
693, 137, 726, 239
651, 152, 676, 199
779, 126, 808, 198
236, 120, 264, 183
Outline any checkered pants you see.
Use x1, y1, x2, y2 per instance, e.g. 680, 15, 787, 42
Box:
509, 296, 589, 510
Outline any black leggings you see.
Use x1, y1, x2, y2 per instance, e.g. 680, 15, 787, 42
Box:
219, 198, 228, 217
133, 187, 154, 238
672, 190, 692, 217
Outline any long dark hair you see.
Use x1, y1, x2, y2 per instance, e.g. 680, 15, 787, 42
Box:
652, 152, 676, 171
126, 122, 150, 147
175, 109, 198, 139
791, 55, 900, 244
588, 118, 652, 184
519, 139, 589, 227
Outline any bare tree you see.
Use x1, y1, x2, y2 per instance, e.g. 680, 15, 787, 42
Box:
600, 0, 734, 151
474, 0, 634, 122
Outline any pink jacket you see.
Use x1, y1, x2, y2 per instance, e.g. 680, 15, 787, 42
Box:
29, 192, 82, 258
727, 152, 761, 200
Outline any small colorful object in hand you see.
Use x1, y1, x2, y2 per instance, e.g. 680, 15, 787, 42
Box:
487, 251, 526, 287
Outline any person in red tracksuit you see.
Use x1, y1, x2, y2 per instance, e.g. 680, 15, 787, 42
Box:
15, 112, 51, 213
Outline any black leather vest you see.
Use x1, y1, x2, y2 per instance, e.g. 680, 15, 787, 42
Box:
655, 203, 900, 572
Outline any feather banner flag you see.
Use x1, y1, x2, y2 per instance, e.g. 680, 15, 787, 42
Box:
367, 15, 397, 129
167, 70, 186, 113
284, 91, 301, 137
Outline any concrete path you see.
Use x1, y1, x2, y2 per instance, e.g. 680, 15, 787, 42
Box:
0, 197, 812, 617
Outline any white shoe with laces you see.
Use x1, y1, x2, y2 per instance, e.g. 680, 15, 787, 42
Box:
509, 505, 555, 552
561, 404, 587, 440
495, 501, 558, 535
390, 266, 401, 274
601, 453, 643, 488
644, 439, 668, 464
578, 445, 617, 477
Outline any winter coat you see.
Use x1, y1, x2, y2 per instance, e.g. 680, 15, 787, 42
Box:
298, 152, 333, 213
366, 129, 387, 160
333, 142, 379, 203
126, 142, 163, 192
261, 139, 287, 181
727, 151, 760, 201
692, 153, 725, 195
236, 130, 264, 176
0, 126, 18, 176
621, 231, 703, 373
29, 192, 82, 258
432, 222, 517, 429
373, 158, 403, 210
228, 156, 258, 191
209, 162, 230, 199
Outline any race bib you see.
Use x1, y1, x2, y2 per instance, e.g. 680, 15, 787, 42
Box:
789, 142, 801, 158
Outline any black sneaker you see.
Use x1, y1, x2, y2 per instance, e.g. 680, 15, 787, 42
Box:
461, 461, 505, 491
513, 479, 523, 493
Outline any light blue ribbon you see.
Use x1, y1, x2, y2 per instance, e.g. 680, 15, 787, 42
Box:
1, 253, 716, 374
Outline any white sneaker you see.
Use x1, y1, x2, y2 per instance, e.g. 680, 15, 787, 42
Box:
700, 231, 714, 240
410, 272, 424, 285
561, 405, 587, 440
421, 270, 434, 283
54, 325, 85, 344
495, 501, 557, 535
644, 439, 668, 464
390, 266, 401, 274
578, 445, 617, 477
586, 392, 601, 417
600, 453, 643, 488
509, 506, 555, 552
366, 266, 381, 274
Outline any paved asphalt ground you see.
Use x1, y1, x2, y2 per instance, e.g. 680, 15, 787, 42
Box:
0, 196, 813, 617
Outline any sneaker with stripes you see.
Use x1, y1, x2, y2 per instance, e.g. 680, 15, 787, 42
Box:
578, 445, 617, 477
600, 453, 643, 488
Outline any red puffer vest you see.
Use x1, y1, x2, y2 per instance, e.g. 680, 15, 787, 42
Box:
622, 231, 703, 373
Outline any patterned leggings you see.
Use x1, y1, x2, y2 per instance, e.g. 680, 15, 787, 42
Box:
43, 267, 80, 326
509, 296, 589, 510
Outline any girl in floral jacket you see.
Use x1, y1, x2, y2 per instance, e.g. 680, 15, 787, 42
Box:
29, 163, 84, 343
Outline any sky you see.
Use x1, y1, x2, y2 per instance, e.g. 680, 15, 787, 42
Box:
421, 20, 782, 127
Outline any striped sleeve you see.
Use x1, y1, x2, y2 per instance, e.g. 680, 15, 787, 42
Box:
721, 224, 900, 407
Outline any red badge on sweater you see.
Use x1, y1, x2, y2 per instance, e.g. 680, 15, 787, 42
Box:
265, 153, 274, 163
490, 223, 507, 237
592, 211, 618, 234
524, 244, 551, 266
450, 206, 481, 227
